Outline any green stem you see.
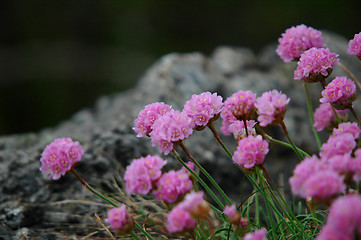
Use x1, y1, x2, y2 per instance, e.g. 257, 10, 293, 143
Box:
71, 169, 154, 240
179, 142, 232, 206
172, 149, 225, 209
263, 133, 311, 158
331, 106, 341, 124
130, 230, 142, 240
208, 123, 233, 158
350, 107, 361, 126
279, 121, 304, 160
303, 82, 322, 148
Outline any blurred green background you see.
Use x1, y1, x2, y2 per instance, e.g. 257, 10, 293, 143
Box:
1, 1, 360, 135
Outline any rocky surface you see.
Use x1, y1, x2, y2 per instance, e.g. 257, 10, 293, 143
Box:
0, 31, 360, 239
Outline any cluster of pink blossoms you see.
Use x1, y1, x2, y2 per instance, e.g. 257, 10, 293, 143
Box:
226, 120, 257, 141
105, 205, 134, 235
124, 155, 167, 195
317, 194, 361, 240
313, 103, 348, 131
40, 137, 84, 180
255, 90, 290, 127
347, 32, 361, 60
222, 90, 257, 121
276, 24, 324, 63
150, 109, 194, 155
166, 191, 210, 233
183, 92, 223, 128
232, 135, 269, 169
289, 155, 346, 200
243, 228, 268, 240
294, 47, 339, 82
153, 169, 193, 203
320, 76, 357, 110
224, 204, 249, 231
133, 102, 172, 137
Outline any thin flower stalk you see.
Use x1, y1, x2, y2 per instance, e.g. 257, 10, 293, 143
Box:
303, 83, 322, 148
279, 120, 304, 160
350, 107, 361, 126
338, 62, 361, 90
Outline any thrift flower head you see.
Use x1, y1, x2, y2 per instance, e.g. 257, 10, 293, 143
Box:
244, 227, 268, 240
153, 170, 193, 203
226, 120, 257, 141
105, 205, 134, 235
40, 137, 84, 180
222, 90, 257, 121
255, 90, 290, 126
316, 225, 353, 240
180, 191, 210, 219
320, 76, 357, 110
232, 135, 269, 169
323, 154, 354, 176
320, 133, 356, 159
294, 47, 338, 82
133, 102, 172, 137
276, 24, 324, 62
124, 155, 167, 195
150, 110, 194, 155
318, 194, 361, 238
347, 32, 361, 60
166, 205, 196, 233
332, 122, 361, 140
224, 205, 241, 225
183, 92, 223, 128
313, 103, 348, 131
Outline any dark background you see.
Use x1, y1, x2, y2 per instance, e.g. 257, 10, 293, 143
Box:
1, 0, 360, 135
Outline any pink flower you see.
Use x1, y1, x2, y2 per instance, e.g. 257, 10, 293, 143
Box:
317, 194, 361, 239
255, 90, 290, 126
153, 170, 193, 203
322, 153, 353, 175
301, 170, 345, 199
347, 32, 361, 59
105, 205, 134, 235
313, 103, 348, 131
222, 90, 257, 121
124, 155, 167, 195
150, 110, 194, 155
243, 227, 268, 240
133, 102, 172, 137
166, 205, 196, 233
179, 191, 210, 219
320, 76, 357, 110
224, 205, 241, 225
183, 92, 223, 128
232, 135, 269, 169
276, 24, 324, 62
289, 155, 324, 197
316, 225, 353, 240
332, 122, 361, 140
320, 133, 356, 159
40, 137, 84, 180
226, 120, 257, 141
294, 47, 339, 82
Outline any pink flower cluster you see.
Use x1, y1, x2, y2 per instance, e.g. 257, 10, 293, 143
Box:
224, 204, 249, 230
124, 155, 167, 195
313, 103, 348, 131
232, 135, 269, 169
317, 194, 361, 239
40, 137, 84, 180
133, 102, 172, 137
166, 191, 209, 233
276, 24, 324, 63
289, 155, 346, 200
332, 122, 361, 139
105, 205, 134, 235
320, 132, 356, 159
153, 169, 193, 203
294, 47, 339, 82
244, 228, 268, 240
226, 120, 257, 141
222, 90, 257, 121
320, 76, 357, 110
150, 110, 194, 155
255, 90, 290, 126
183, 92, 223, 128
347, 32, 361, 59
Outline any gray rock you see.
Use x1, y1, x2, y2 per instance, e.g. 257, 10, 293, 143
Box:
1, 32, 360, 238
